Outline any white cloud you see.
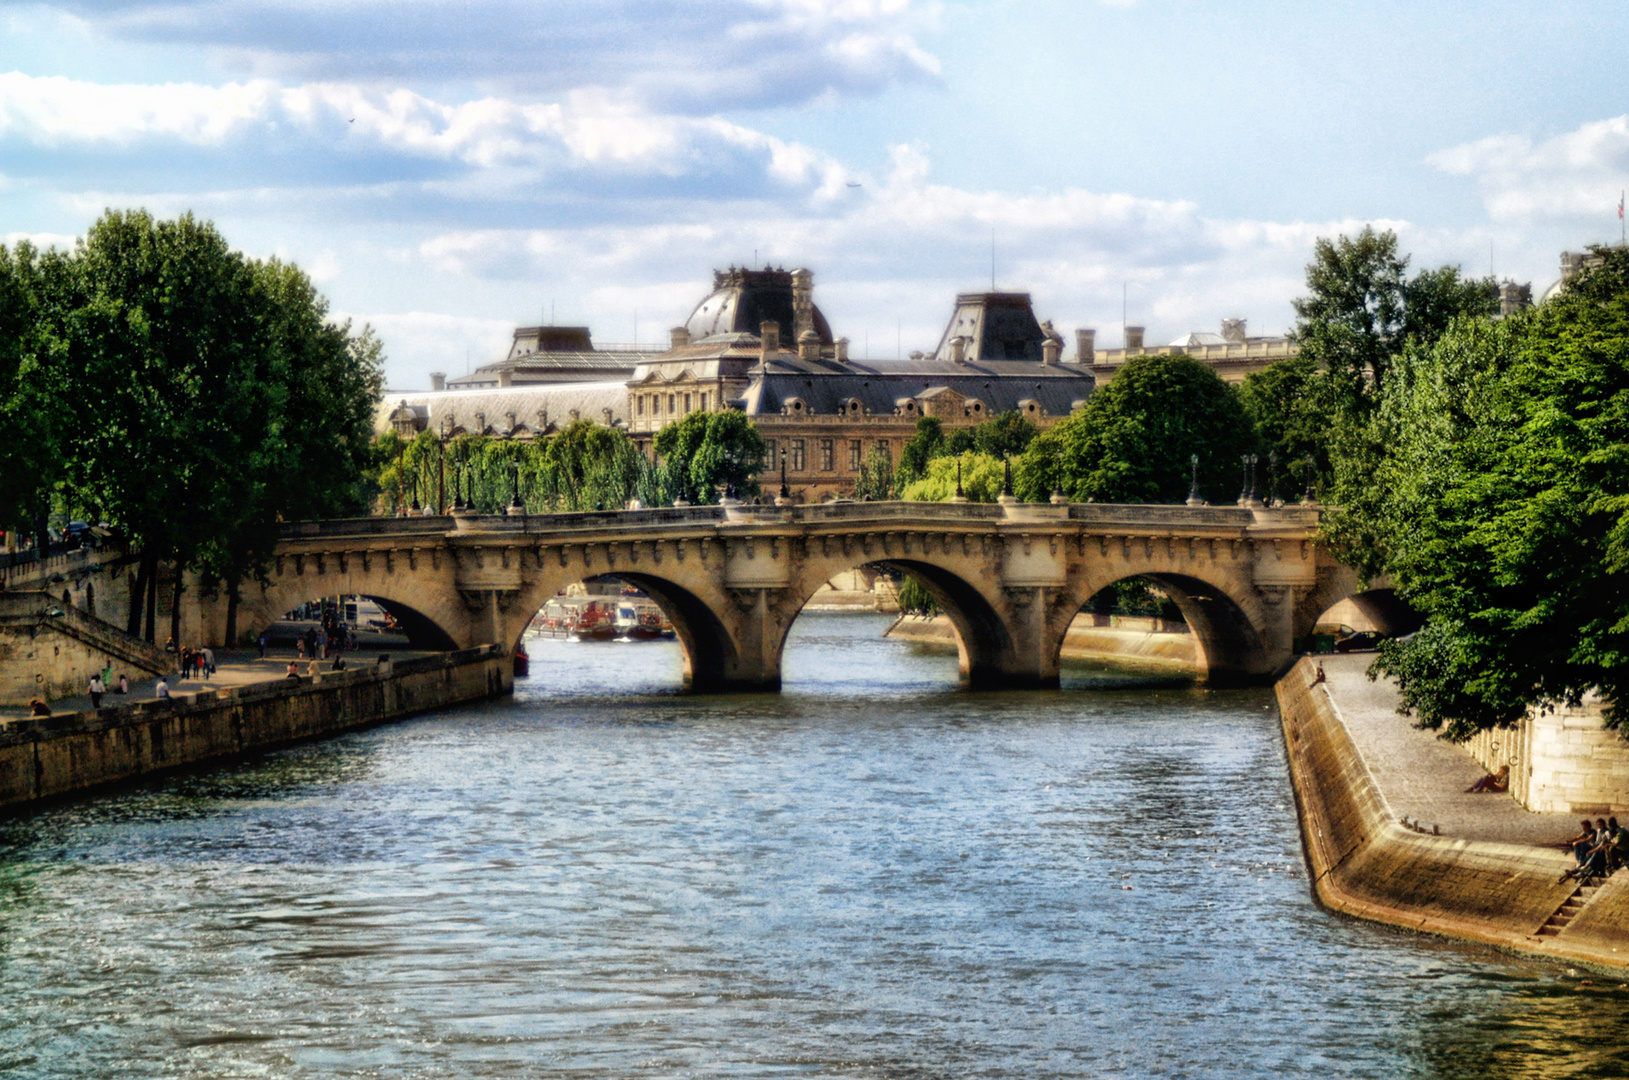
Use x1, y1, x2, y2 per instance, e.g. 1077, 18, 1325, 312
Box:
37, 0, 942, 112
1428, 115, 1629, 223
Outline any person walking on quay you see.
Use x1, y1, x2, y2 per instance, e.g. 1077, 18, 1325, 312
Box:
87, 673, 104, 709
116, 672, 129, 695
201, 646, 215, 677
257, 631, 269, 659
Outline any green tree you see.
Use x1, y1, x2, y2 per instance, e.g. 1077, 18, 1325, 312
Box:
653, 410, 766, 505
899, 451, 1006, 502
1014, 353, 1255, 504
0, 241, 67, 550
534, 421, 645, 511
893, 416, 945, 493
852, 443, 894, 501
1237, 355, 1336, 502
1365, 247, 1629, 737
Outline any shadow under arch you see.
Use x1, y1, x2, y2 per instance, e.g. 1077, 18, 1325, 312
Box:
581, 572, 741, 692
254, 594, 459, 653
1316, 586, 1422, 638
778, 558, 1014, 689
1078, 572, 1267, 687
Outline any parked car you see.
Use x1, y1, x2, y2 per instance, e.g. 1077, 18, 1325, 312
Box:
1335, 630, 1388, 653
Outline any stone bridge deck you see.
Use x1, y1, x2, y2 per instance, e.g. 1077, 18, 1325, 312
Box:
186, 501, 1369, 693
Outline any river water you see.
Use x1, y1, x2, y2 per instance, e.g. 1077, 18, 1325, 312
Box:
2, 613, 1627, 1079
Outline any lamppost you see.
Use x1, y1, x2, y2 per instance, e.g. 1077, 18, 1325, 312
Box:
1266, 450, 1278, 507
779, 448, 790, 500
395, 440, 408, 517
1186, 453, 1203, 506
409, 474, 420, 515
1245, 453, 1260, 506
509, 455, 523, 515
1238, 453, 1252, 506
955, 459, 965, 500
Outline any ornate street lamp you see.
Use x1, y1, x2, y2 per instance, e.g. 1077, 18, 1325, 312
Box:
955, 459, 965, 500
779, 448, 790, 500
510, 456, 523, 513
1266, 450, 1278, 507
1186, 453, 1203, 506
1002, 455, 1014, 498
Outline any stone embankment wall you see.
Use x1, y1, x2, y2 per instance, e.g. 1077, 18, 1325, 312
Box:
0, 647, 509, 814
0, 592, 171, 706
888, 612, 1197, 672
1462, 700, 1629, 815
1278, 658, 1629, 969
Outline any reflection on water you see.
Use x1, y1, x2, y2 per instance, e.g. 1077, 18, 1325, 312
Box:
0, 612, 1626, 1079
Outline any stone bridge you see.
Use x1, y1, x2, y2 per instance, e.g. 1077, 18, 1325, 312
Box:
187, 501, 1386, 693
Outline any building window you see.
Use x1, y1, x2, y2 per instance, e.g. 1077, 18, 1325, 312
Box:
684, 393, 692, 413
669, 394, 676, 414
636, 396, 644, 416
875, 439, 890, 458
700, 392, 708, 411
819, 439, 833, 472
765, 439, 777, 465
792, 439, 806, 472
849, 440, 862, 471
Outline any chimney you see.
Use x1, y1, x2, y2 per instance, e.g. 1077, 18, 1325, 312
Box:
760, 320, 780, 363
835, 336, 849, 362
430, 371, 446, 391
798, 329, 821, 362
1221, 318, 1247, 344
670, 325, 691, 349
948, 336, 966, 364
497, 369, 513, 388
791, 268, 814, 342
1042, 338, 1060, 366
1075, 328, 1096, 364
1124, 326, 1144, 351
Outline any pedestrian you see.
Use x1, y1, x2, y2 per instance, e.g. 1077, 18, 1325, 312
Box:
257, 631, 269, 659
285, 660, 300, 680
155, 677, 170, 699
87, 672, 104, 709
116, 672, 129, 694
201, 646, 215, 677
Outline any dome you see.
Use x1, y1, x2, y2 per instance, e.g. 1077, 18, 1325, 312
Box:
683, 267, 833, 345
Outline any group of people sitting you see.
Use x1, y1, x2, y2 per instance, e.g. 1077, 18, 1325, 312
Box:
1560, 817, 1629, 883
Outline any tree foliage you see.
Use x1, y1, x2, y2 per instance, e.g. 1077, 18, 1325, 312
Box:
652, 410, 766, 505
1364, 247, 1629, 737
899, 451, 1007, 503
1014, 353, 1254, 504
0, 211, 383, 641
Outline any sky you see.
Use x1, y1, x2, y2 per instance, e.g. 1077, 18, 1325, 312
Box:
2, 0, 1627, 390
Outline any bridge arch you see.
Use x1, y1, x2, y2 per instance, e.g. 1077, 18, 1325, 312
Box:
581, 572, 741, 692
1054, 561, 1275, 686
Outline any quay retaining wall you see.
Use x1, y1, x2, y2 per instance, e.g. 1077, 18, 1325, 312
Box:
888, 613, 1197, 672
1277, 657, 1629, 969
0, 646, 510, 814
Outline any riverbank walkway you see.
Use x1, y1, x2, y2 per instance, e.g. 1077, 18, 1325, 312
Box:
1315, 654, 1584, 847
2, 647, 434, 723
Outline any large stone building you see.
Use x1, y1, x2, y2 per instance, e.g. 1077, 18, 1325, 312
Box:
1080, 318, 1298, 385
380, 266, 1096, 501
437, 325, 666, 390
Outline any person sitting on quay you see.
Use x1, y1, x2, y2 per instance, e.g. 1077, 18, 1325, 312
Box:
285, 660, 300, 680
29, 698, 50, 717
1560, 819, 1597, 881
155, 677, 170, 699
1465, 764, 1510, 793
1307, 662, 1326, 690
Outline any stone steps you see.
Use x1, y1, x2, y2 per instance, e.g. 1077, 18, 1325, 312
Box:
1536, 882, 1602, 937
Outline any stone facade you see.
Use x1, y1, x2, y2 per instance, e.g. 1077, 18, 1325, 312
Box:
1465, 697, 1629, 814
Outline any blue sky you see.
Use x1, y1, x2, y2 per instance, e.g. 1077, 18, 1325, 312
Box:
3, 0, 1626, 389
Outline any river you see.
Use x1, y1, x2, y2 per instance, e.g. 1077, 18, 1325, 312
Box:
1, 612, 1626, 1078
